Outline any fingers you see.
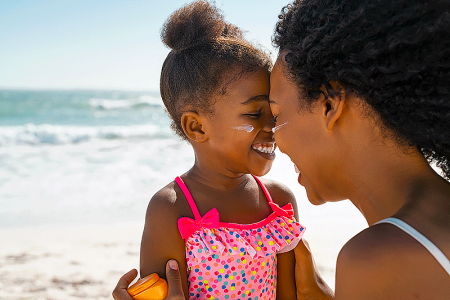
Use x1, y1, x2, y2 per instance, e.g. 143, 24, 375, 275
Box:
294, 239, 313, 267
165, 260, 185, 300
112, 269, 138, 300
294, 239, 335, 299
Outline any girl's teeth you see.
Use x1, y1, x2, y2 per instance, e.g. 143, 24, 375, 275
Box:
252, 143, 275, 154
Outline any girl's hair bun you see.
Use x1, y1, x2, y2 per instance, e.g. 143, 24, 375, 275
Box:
161, 0, 242, 51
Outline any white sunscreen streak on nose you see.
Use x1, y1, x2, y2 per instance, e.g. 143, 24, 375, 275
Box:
272, 122, 289, 133
231, 124, 254, 132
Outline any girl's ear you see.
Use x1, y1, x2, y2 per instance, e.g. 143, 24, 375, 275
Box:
181, 111, 208, 143
320, 81, 347, 130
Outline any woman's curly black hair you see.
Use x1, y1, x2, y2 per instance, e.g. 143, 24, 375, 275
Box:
273, 0, 450, 180
160, 1, 272, 140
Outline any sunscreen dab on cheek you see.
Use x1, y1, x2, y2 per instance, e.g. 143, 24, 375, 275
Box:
231, 124, 254, 132
272, 122, 289, 133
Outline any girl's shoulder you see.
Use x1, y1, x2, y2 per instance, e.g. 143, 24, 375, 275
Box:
335, 223, 450, 299
145, 180, 195, 224
257, 177, 297, 207
257, 177, 299, 220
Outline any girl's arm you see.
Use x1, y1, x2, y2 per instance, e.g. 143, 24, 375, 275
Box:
140, 188, 190, 300
262, 179, 301, 300
273, 184, 299, 300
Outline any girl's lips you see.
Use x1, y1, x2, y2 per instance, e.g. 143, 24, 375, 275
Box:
251, 142, 276, 160
251, 142, 276, 154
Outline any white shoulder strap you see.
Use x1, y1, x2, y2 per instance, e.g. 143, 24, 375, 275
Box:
375, 217, 450, 276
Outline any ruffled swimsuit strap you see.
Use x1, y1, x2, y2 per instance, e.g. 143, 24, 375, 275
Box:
175, 176, 201, 220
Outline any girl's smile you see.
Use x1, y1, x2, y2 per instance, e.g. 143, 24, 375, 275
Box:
251, 141, 276, 157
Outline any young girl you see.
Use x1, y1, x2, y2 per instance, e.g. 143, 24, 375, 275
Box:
139, 1, 305, 300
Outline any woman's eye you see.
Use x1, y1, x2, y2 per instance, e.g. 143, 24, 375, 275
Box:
272, 115, 278, 124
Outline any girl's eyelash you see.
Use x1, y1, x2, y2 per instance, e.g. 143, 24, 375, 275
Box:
245, 111, 263, 118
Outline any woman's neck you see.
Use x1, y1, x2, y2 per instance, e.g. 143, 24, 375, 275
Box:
346, 144, 450, 226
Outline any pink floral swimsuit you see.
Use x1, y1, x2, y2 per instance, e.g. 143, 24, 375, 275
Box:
176, 176, 306, 300
175, 177, 305, 300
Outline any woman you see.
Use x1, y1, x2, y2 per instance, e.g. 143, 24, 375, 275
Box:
115, 0, 450, 299
270, 0, 450, 298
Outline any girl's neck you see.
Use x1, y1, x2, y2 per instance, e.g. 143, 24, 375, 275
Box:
186, 164, 251, 192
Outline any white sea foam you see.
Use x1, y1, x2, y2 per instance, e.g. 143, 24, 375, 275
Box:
0, 123, 170, 146
88, 95, 162, 110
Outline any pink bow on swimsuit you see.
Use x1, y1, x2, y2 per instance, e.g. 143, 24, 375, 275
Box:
269, 202, 294, 218
178, 207, 220, 239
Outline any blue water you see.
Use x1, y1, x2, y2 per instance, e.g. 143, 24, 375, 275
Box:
0, 90, 163, 126
0, 89, 195, 228
0, 90, 175, 145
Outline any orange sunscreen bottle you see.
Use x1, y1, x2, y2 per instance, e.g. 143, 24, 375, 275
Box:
127, 273, 168, 300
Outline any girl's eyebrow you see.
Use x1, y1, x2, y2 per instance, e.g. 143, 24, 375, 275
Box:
240, 95, 269, 105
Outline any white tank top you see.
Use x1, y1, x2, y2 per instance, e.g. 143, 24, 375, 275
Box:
375, 217, 450, 276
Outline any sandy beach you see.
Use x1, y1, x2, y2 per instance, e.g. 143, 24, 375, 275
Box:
0, 222, 143, 300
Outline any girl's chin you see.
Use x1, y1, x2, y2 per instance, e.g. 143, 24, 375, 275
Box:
250, 162, 274, 177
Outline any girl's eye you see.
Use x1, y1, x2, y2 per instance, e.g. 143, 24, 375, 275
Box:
245, 111, 262, 119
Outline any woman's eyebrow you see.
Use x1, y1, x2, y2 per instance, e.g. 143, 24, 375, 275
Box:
268, 99, 277, 104
240, 95, 269, 105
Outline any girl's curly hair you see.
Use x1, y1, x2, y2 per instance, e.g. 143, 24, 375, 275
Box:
273, 0, 450, 180
160, 0, 272, 140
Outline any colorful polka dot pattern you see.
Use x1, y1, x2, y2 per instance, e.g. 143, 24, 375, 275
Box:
184, 215, 305, 300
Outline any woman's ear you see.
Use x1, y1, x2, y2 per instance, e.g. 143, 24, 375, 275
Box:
181, 111, 208, 143
320, 81, 347, 130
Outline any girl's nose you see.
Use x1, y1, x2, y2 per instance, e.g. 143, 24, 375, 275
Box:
262, 113, 275, 133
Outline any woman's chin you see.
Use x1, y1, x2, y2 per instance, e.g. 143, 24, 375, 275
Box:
305, 188, 326, 206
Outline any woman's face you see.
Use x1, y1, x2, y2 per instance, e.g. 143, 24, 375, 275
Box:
269, 59, 344, 205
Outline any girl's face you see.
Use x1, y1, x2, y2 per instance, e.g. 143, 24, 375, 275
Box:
204, 69, 275, 176
269, 59, 343, 205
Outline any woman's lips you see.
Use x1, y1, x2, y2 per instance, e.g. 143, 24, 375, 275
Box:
294, 163, 303, 185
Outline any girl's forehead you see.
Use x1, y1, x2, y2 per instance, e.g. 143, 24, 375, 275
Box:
220, 70, 270, 100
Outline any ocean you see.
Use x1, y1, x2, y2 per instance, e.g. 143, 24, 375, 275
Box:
0, 89, 196, 228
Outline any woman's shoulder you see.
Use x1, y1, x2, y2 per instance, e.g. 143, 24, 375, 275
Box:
335, 222, 450, 299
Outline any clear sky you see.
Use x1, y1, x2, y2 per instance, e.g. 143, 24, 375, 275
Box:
0, 0, 290, 91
